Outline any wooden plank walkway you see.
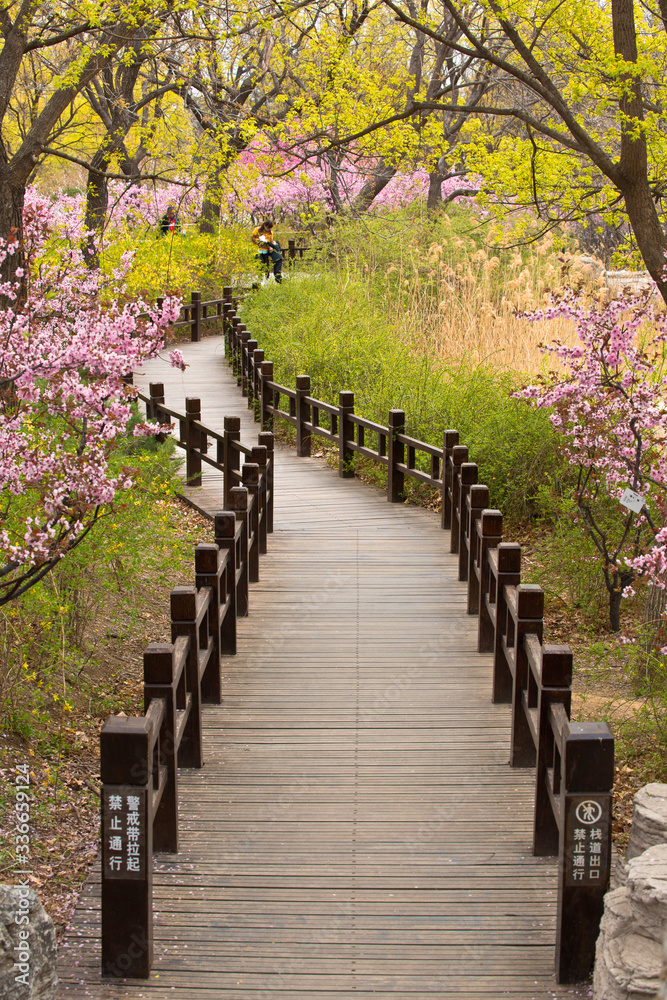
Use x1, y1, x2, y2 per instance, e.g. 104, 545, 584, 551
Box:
57, 336, 588, 999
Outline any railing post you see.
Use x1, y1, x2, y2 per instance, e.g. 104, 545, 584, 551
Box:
260, 361, 274, 431
441, 430, 459, 529
239, 328, 250, 395
223, 302, 234, 355
246, 339, 258, 406
100, 717, 153, 978
252, 445, 269, 554
236, 326, 248, 389
288, 238, 296, 260
258, 431, 274, 533
532, 642, 572, 857
229, 487, 250, 616
213, 512, 238, 652
490, 542, 522, 702
191, 291, 202, 342
339, 391, 355, 478
509, 584, 544, 767
448, 445, 468, 553
143, 642, 179, 853
456, 462, 478, 580
223, 415, 241, 508
242, 463, 260, 583
185, 397, 202, 487
195, 544, 226, 703
252, 349, 265, 419
387, 409, 405, 502
170, 587, 203, 768
477, 509, 503, 653
555, 721, 614, 982
147, 382, 164, 422
466, 484, 489, 614
296, 375, 312, 457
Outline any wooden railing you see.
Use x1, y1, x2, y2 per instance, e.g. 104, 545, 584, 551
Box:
221, 288, 614, 984
100, 407, 273, 976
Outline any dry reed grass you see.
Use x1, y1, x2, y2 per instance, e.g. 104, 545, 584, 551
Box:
383, 228, 587, 374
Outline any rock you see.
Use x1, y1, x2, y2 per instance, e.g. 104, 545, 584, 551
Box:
0, 885, 57, 1000
628, 845, 667, 941
598, 933, 663, 1000
616, 783, 667, 886
594, 844, 667, 1000
604, 270, 655, 299
628, 785, 667, 862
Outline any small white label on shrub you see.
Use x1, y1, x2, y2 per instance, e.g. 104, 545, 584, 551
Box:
620, 488, 645, 513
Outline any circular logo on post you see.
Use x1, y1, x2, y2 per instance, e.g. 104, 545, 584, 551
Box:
575, 800, 603, 825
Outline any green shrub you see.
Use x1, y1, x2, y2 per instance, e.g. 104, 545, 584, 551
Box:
241, 272, 564, 523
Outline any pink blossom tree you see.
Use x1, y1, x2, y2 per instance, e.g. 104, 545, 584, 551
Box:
520, 286, 667, 634
0, 194, 183, 605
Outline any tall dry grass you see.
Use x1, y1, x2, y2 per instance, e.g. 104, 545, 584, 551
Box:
384, 231, 584, 373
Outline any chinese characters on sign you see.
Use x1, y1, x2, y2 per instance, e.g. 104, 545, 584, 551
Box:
566, 797, 610, 887
102, 788, 146, 880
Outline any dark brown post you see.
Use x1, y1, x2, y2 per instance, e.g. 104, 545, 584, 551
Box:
448, 445, 469, 553
477, 510, 504, 654
100, 717, 153, 978
339, 391, 355, 478
387, 409, 405, 503
555, 721, 614, 982
295, 375, 312, 457
532, 641, 572, 857
223, 302, 234, 354
288, 238, 296, 259
229, 487, 249, 616
191, 291, 202, 342
239, 328, 250, 395
466, 484, 489, 614
441, 430, 459, 530
508, 584, 544, 767
456, 462, 478, 580
258, 431, 274, 533
147, 382, 164, 422
242, 463, 260, 583
252, 445, 268, 554
213, 512, 238, 652
170, 587, 203, 768
143, 643, 179, 853
490, 543, 522, 702
185, 398, 202, 487
260, 361, 274, 431
223, 415, 241, 508
236, 325, 248, 389
195, 545, 226, 703
246, 339, 258, 406
252, 349, 265, 419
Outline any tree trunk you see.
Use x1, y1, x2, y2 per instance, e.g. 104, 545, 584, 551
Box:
427, 168, 445, 212
612, 0, 667, 303
621, 178, 667, 302
83, 154, 110, 268
0, 168, 27, 296
609, 586, 623, 633
199, 167, 222, 234
349, 161, 397, 215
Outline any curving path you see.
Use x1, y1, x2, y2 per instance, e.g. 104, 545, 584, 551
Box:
57, 335, 588, 999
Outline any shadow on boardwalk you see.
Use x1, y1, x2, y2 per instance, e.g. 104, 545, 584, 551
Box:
57, 336, 590, 999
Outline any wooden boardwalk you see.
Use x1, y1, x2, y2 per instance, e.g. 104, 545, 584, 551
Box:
57, 336, 588, 999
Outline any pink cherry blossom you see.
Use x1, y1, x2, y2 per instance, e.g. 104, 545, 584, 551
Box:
0, 199, 183, 604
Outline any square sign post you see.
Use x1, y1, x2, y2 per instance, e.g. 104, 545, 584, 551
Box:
556, 721, 614, 982
101, 717, 153, 978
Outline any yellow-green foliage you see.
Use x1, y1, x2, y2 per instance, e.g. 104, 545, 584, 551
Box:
100, 227, 256, 299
